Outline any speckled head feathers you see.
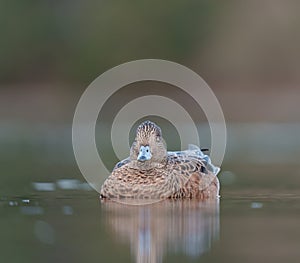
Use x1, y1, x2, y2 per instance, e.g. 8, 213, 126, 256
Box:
136, 121, 162, 143
130, 121, 167, 165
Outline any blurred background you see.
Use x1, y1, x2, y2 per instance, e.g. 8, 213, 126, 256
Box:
1, 1, 300, 262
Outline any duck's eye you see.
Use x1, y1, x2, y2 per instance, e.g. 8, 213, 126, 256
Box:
146, 149, 149, 152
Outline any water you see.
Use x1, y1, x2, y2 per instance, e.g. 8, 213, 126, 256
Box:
1, 187, 300, 263
1, 123, 300, 263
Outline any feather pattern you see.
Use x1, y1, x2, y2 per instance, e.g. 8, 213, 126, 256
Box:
100, 121, 220, 201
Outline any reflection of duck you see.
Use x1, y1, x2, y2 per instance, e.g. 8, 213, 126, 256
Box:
101, 199, 220, 263
101, 121, 220, 201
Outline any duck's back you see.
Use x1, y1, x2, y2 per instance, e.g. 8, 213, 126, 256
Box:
166, 145, 220, 199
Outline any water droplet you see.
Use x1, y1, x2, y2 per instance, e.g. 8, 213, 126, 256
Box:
251, 202, 263, 209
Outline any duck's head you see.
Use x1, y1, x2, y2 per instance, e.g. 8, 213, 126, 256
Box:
130, 121, 167, 167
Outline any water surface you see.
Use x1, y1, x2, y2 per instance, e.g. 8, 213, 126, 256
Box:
1, 187, 300, 263
1, 124, 300, 263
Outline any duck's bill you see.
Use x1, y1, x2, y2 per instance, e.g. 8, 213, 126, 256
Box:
137, 145, 152, 162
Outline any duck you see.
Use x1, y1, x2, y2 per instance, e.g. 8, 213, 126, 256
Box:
100, 120, 220, 201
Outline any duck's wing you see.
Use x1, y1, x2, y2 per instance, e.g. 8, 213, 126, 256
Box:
187, 144, 220, 175
112, 157, 131, 170
167, 145, 220, 192
101, 164, 176, 201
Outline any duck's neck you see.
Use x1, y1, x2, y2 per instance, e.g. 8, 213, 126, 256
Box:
129, 159, 167, 170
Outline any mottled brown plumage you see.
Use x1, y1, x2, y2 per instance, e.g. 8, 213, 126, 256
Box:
100, 121, 220, 201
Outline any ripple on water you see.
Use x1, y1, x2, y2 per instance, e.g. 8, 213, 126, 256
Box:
32, 182, 56, 191
20, 206, 44, 215
32, 180, 93, 192
62, 205, 74, 215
